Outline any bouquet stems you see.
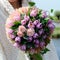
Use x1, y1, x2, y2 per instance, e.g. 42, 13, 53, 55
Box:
24, 53, 43, 60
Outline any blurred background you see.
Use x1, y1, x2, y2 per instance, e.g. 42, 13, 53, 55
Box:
32, 0, 60, 59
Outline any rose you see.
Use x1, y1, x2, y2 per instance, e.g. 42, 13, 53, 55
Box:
27, 28, 35, 36
17, 31, 24, 37
18, 25, 26, 33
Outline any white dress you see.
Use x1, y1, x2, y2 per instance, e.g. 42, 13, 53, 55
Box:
0, 0, 59, 60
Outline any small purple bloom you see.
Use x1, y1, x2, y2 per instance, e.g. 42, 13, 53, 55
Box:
10, 34, 15, 39
21, 20, 27, 25
47, 19, 52, 24
39, 29, 44, 35
24, 15, 30, 21
33, 20, 40, 25
28, 37, 32, 42
33, 33, 39, 38
8, 29, 13, 34
13, 43, 19, 48
20, 45, 26, 51
40, 42, 45, 48
30, 9, 38, 17
48, 23, 55, 30
41, 11, 48, 18
36, 23, 42, 29
43, 35, 46, 39
34, 39, 39, 44
28, 21, 35, 28
15, 37, 21, 42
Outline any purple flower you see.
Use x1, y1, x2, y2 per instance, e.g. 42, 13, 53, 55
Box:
43, 35, 47, 39
40, 42, 45, 48
28, 37, 32, 42
30, 9, 38, 17
48, 23, 55, 30
33, 20, 40, 25
47, 19, 52, 24
36, 23, 42, 29
10, 34, 15, 39
28, 21, 35, 28
15, 37, 21, 42
35, 44, 39, 48
20, 45, 26, 51
24, 15, 30, 21
33, 33, 39, 38
21, 20, 27, 25
41, 11, 48, 18
7, 29, 13, 34
13, 43, 19, 48
39, 29, 44, 35
34, 39, 39, 44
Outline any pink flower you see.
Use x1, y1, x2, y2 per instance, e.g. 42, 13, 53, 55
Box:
18, 26, 26, 33
9, 34, 15, 39
6, 20, 14, 28
17, 31, 24, 37
13, 43, 19, 48
30, 9, 38, 17
7, 29, 13, 34
13, 15, 20, 21
27, 28, 35, 36
21, 20, 27, 25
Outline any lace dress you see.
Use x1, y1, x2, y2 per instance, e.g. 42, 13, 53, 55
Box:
0, 0, 59, 60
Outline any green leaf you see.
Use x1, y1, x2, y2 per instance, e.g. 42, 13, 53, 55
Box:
51, 9, 54, 13
11, 21, 21, 30
28, 2, 35, 7
14, 31, 17, 36
29, 53, 43, 60
41, 48, 50, 54
33, 53, 43, 60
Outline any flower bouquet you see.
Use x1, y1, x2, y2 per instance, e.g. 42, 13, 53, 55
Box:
5, 2, 55, 60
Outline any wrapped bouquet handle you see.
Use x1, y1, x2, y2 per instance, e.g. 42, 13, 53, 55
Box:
5, 2, 55, 60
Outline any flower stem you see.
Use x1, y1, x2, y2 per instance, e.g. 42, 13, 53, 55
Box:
29, 53, 43, 60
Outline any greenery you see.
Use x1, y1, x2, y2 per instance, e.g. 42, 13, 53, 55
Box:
40, 48, 50, 55
29, 53, 43, 60
52, 27, 60, 38
54, 11, 60, 20
11, 21, 21, 30
28, 2, 35, 7
50, 9, 54, 13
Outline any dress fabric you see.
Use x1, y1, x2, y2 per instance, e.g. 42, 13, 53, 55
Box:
0, 0, 59, 60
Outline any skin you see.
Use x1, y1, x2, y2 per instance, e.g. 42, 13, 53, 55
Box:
8, 0, 18, 2
8, 0, 21, 8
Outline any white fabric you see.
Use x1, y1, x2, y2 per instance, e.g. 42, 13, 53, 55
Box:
0, 44, 6, 60
0, 0, 59, 60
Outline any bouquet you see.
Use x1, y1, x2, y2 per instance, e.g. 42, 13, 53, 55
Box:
5, 2, 55, 60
